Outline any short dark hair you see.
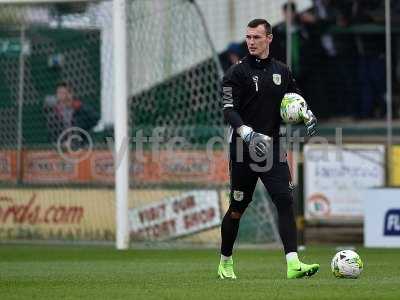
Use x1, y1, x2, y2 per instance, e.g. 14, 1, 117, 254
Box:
283, 2, 297, 13
247, 19, 272, 35
56, 81, 72, 91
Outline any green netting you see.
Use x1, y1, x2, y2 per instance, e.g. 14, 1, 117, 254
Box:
0, 27, 100, 147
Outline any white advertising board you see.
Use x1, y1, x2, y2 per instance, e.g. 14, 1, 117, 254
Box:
364, 189, 400, 248
129, 190, 221, 240
304, 144, 385, 221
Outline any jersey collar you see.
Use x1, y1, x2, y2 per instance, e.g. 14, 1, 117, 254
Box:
248, 54, 272, 69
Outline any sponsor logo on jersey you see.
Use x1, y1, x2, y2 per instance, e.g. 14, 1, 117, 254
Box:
384, 209, 400, 236
252, 75, 259, 91
272, 73, 281, 85
222, 86, 234, 108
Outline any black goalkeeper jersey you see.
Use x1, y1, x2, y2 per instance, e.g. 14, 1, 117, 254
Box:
222, 54, 300, 143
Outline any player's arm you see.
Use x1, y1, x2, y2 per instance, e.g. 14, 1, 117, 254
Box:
286, 68, 317, 136
221, 65, 244, 129
222, 66, 271, 157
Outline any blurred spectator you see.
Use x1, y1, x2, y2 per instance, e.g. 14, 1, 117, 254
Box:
352, 0, 386, 118
44, 81, 99, 143
297, 0, 358, 119
282, 0, 337, 119
270, 1, 311, 79
327, 0, 358, 118
220, 42, 246, 72
220, 0, 393, 120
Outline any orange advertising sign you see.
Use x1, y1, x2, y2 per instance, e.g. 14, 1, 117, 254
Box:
23, 151, 80, 183
88, 150, 229, 185
0, 149, 295, 186
89, 151, 147, 183
0, 151, 17, 181
156, 151, 228, 183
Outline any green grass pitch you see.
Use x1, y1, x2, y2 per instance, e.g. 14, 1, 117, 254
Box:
0, 245, 399, 300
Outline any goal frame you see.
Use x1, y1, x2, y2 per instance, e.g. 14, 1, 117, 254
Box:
0, 0, 130, 250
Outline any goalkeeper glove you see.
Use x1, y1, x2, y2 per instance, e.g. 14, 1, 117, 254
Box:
237, 125, 272, 157
301, 109, 317, 136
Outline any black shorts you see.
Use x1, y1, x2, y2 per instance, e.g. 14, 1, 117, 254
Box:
228, 144, 292, 213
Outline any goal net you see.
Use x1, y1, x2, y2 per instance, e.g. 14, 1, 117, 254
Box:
0, 0, 281, 248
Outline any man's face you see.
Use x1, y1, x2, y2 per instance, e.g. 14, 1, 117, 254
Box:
56, 86, 73, 107
245, 25, 272, 58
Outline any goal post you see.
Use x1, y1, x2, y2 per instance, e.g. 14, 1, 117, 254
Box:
113, 0, 129, 250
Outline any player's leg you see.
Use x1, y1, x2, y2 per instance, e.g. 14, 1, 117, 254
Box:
218, 159, 258, 279
259, 162, 319, 279
259, 162, 298, 254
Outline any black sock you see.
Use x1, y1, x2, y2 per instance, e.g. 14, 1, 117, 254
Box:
276, 203, 298, 254
220, 210, 241, 257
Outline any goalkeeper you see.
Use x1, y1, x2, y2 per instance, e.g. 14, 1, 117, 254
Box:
218, 18, 318, 279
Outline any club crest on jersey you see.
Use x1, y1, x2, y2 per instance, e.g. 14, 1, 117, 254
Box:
233, 190, 244, 201
273, 73, 281, 85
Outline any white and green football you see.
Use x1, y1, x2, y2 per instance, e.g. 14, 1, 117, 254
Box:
331, 250, 363, 279
280, 92, 308, 124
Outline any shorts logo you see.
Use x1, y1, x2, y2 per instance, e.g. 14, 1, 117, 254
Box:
273, 73, 281, 85
233, 190, 244, 201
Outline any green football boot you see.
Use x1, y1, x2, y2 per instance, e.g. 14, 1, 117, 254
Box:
287, 260, 320, 279
218, 257, 237, 279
